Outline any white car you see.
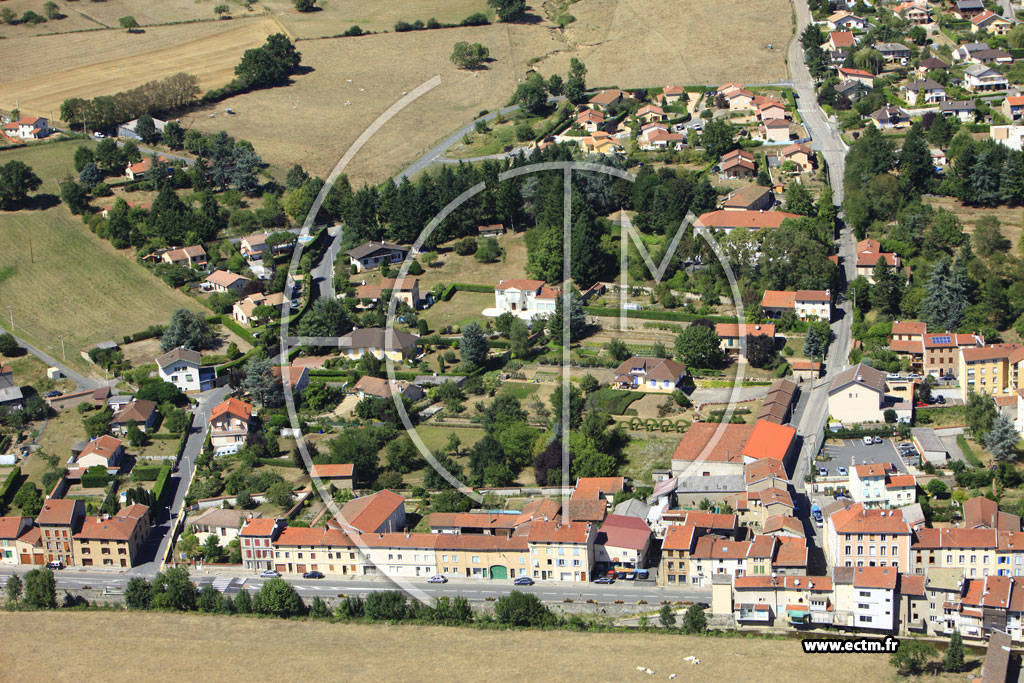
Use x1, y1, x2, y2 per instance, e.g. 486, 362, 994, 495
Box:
862, 436, 873, 446
260, 569, 280, 578
427, 575, 447, 584
93, 132, 105, 138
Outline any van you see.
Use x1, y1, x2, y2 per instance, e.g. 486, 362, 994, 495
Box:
215, 444, 240, 456
862, 436, 873, 446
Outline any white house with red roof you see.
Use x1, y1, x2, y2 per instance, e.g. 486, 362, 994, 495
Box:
209, 397, 254, 451
3, 116, 49, 140
488, 278, 560, 319
760, 289, 832, 321
594, 514, 652, 570
694, 209, 799, 234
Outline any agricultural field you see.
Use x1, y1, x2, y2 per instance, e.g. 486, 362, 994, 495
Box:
0, 141, 204, 371
925, 195, 1022, 247
0, 611, 920, 682
258, 0, 492, 38
0, 0, 244, 37
0, 16, 279, 115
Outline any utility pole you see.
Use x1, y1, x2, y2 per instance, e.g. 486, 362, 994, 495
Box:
57, 334, 66, 361
5, 305, 11, 331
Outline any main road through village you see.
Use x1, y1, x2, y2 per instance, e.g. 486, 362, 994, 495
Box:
2, 0, 855, 602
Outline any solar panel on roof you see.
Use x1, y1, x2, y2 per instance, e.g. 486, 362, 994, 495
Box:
931, 336, 951, 344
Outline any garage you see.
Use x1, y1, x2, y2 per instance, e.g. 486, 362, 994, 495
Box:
489, 565, 507, 579
911, 427, 948, 464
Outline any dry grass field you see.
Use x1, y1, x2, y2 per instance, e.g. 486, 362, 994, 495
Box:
0, 0, 242, 37
0, 611, 920, 682
258, 0, 492, 38
0, 141, 203, 369
0, 16, 280, 115
925, 196, 1023, 247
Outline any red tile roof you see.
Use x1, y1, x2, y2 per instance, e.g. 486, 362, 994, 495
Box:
662, 524, 697, 551
829, 31, 856, 48
596, 514, 651, 551
37, 499, 82, 526
695, 210, 800, 231
673, 422, 755, 463
761, 290, 796, 309
911, 526, 997, 549
527, 519, 592, 544
73, 505, 149, 542
334, 490, 405, 533
210, 397, 253, 422
310, 463, 354, 479
853, 565, 898, 589
900, 573, 927, 596
774, 536, 808, 566
891, 321, 926, 336
741, 420, 796, 463
854, 463, 890, 478
693, 535, 750, 560
240, 518, 280, 537
830, 503, 911, 535
573, 477, 626, 497
715, 323, 776, 339
0, 516, 30, 540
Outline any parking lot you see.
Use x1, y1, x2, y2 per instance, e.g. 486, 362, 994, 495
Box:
817, 438, 910, 477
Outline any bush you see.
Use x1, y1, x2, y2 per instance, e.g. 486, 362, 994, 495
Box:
152, 465, 172, 505
494, 591, 554, 627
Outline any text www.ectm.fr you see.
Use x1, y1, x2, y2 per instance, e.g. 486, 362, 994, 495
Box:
802, 637, 900, 654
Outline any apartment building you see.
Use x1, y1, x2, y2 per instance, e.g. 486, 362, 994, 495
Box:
37, 499, 85, 567
833, 565, 900, 631
271, 526, 361, 576
910, 527, 998, 577
72, 504, 151, 568
239, 517, 285, 571
526, 520, 596, 582
824, 503, 913, 569
959, 344, 1024, 400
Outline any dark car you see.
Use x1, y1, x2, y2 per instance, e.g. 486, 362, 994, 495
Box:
44, 390, 61, 398
594, 576, 615, 584
936, 395, 946, 404
513, 576, 534, 586
46, 560, 64, 570
926, 396, 936, 404
302, 570, 324, 579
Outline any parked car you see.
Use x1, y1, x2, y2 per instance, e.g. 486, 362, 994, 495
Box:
926, 396, 936, 404
815, 518, 824, 528
427, 575, 447, 584
873, 436, 883, 444
635, 569, 649, 580
513, 576, 534, 586
862, 436, 873, 445
837, 466, 848, 476
818, 467, 828, 476
260, 569, 280, 578
594, 576, 615, 584
937, 395, 946, 404
302, 570, 324, 579
46, 560, 63, 570
886, 373, 901, 380
44, 390, 61, 398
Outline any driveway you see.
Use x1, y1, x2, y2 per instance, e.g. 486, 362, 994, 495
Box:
689, 385, 771, 405
819, 438, 907, 476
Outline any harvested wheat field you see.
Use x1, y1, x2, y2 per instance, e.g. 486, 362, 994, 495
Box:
0, 16, 280, 114
187, 24, 563, 185
0, 0, 242, 37
0, 611, 914, 682
537, 0, 791, 87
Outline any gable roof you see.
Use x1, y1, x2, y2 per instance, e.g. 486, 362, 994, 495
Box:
77, 435, 123, 463
37, 499, 83, 526
714, 322, 775, 338
672, 422, 755, 463
829, 362, 886, 395
310, 463, 354, 479
853, 565, 898, 589
741, 420, 796, 462
596, 514, 651, 551
346, 241, 408, 260
206, 270, 249, 288
695, 210, 800, 231
210, 397, 253, 423
612, 356, 687, 382
110, 399, 157, 425
333, 489, 405, 533
338, 327, 419, 352
662, 524, 696, 551
830, 503, 911, 535
156, 346, 202, 368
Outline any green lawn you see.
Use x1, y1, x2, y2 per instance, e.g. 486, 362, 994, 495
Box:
499, 383, 539, 400
620, 433, 678, 484
421, 291, 494, 332
0, 140, 204, 372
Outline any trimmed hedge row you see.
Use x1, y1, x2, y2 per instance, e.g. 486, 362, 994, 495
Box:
122, 324, 166, 345
0, 465, 21, 513
131, 466, 162, 482
147, 433, 182, 441
827, 425, 895, 440
218, 315, 256, 345
258, 458, 302, 468
441, 282, 495, 301
584, 306, 739, 324
152, 465, 172, 505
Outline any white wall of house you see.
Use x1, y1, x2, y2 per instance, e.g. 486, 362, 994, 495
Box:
159, 360, 202, 392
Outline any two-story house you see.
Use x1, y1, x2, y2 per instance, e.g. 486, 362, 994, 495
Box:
3, 116, 49, 139
492, 279, 560, 319
964, 64, 1008, 92
239, 516, 284, 571
209, 397, 254, 452
37, 499, 85, 567
760, 289, 832, 321
527, 520, 596, 582
157, 346, 215, 393
611, 356, 688, 392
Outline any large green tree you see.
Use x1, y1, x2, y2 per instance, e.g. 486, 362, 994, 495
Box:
0, 160, 42, 210
235, 33, 302, 89
253, 577, 305, 617
23, 568, 56, 609
460, 322, 488, 366
160, 309, 216, 352
242, 356, 285, 408
297, 297, 352, 338
487, 0, 526, 22
674, 325, 723, 369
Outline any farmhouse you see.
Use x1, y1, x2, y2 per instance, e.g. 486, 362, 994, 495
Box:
330, 489, 407, 534
354, 277, 421, 310
611, 356, 688, 392
124, 156, 170, 181
722, 185, 773, 211
760, 290, 832, 321
477, 224, 505, 237
347, 241, 409, 273
352, 375, 424, 402
337, 327, 419, 362
156, 346, 215, 393
205, 270, 250, 294
720, 148, 756, 178
3, 116, 48, 140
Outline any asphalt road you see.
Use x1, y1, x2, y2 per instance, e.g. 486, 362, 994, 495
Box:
0, 568, 708, 603
310, 225, 343, 302
2, 331, 104, 391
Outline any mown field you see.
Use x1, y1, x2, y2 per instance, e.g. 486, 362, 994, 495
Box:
0, 140, 203, 369
0, 611, 921, 682
0, 0, 247, 37
0, 16, 280, 115
258, 0, 492, 37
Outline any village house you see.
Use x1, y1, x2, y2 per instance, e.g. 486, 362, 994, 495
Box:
954, 42, 1013, 64
757, 101, 787, 121
656, 85, 686, 105
756, 379, 798, 425
972, 10, 1012, 35
270, 365, 309, 395
161, 245, 208, 269
959, 344, 1024, 400
330, 490, 407, 534
836, 79, 870, 103
941, 100, 978, 122
209, 397, 254, 452
337, 327, 419, 362
639, 129, 684, 151
760, 289, 832, 321
837, 67, 875, 88
901, 79, 946, 104
759, 118, 791, 143
824, 502, 913, 569
0, 366, 23, 410
37, 499, 85, 567
964, 64, 1008, 92
238, 233, 293, 261
72, 504, 151, 568
575, 108, 605, 133
73, 435, 125, 473
992, 125, 1024, 151
3, 116, 49, 139
188, 508, 261, 544
918, 57, 950, 77
117, 117, 167, 140
873, 42, 911, 62
778, 143, 816, 172
611, 356, 688, 392
693, 209, 800, 234
849, 464, 917, 509
109, 399, 158, 435
827, 11, 868, 30
955, 0, 986, 19
354, 277, 421, 310
790, 360, 822, 381
352, 375, 425, 402
491, 278, 560, 319
722, 185, 773, 211
828, 363, 911, 424
720, 148, 756, 179
157, 346, 215, 393
477, 224, 505, 237
636, 104, 666, 123
594, 514, 652, 571
124, 155, 170, 181
271, 526, 361, 577
1003, 96, 1024, 122
0, 517, 39, 566
869, 105, 910, 128
825, 31, 857, 52
346, 241, 409, 273
588, 89, 629, 111
896, 2, 931, 25
671, 420, 798, 478
232, 291, 290, 326
240, 517, 285, 571
526, 519, 597, 582
715, 322, 776, 359
855, 238, 902, 282
205, 269, 250, 294
832, 565, 900, 631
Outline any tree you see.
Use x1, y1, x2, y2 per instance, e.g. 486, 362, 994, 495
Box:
803, 320, 832, 360
606, 338, 630, 361
784, 182, 815, 215
125, 576, 152, 609
73, 146, 94, 173
43, 1, 60, 19
899, 124, 933, 196
235, 33, 302, 89
659, 604, 676, 629
0, 333, 20, 356
513, 74, 548, 115
926, 478, 948, 498
853, 47, 884, 74
450, 41, 490, 69
550, 384, 584, 429
674, 325, 723, 369
475, 236, 502, 263
0, 160, 42, 210
494, 591, 553, 626
745, 334, 777, 369
565, 57, 588, 104
985, 414, 1019, 461
579, 374, 599, 393
870, 261, 904, 316
23, 568, 56, 609
546, 74, 564, 96
297, 297, 351, 338
386, 436, 419, 474
294, 0, 317, 10
119, 15, 139, 31
699, 117, 736, 160
460, 322, 488, 366
198, 584, 225, 613
134, 114, 160, 144
253, 577, 305, 617
125, 421, 146, 447
13, 483, 42, 517
966, 391, 998, 440
509, 317, 530, 358
682, 604, 707, 633
242, 357, 285, 408
285, 164, 308, 189
151, 566, 197, 611
214, 4, 230, 15
944, 630, 965, 672
160, 309, 216, 352
890, 639, 936, 676
487, 0, 527, 22
78, 162, 102, 190
545, 292, 587, 343
5, 573, 22, 605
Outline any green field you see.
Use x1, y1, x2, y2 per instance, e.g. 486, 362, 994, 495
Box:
0, 140, 203, 372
